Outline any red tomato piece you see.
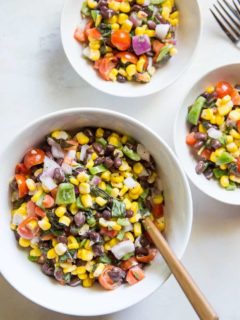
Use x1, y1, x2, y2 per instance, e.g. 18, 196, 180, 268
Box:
17, 216, 40, 240
84, 19, 94, 36
111, 30, 131, 51
237, 120, 240, 133
27, 200, 36, 216
186, 132, 197, 146
42, 195, 55, 208
116, 52, 138, 64
15, 174, 28, 198
98, 265, 122, 290
35, 206, 46, 218
200, 148, 211, 160
120, 257, 138, 271
231, 89, 240, 105
15, 163, 29, 175
86, 27, 102, 41
216, 81, 233, 98
74, 27, 87, 43
23, 148, 45, 170
126, 266, 145, 285
152, 203, 164, 218
94, 56, 118, 81
152, 40, 164, 63
50, 187, 58, 200
136, 248, 157, 263
100, 227, 118, 238
237, 157, 240, 173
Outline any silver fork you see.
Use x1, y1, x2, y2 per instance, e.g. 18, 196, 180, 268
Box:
210, 0, 240, 48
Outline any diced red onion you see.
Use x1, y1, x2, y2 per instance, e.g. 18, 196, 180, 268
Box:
207, 128, 222, 139
124, 177, 138, 189
61, 163, 73, 175
155, 23, 170, 40
43, 156, 60, 177
132, 35, 151, 56
40, 174, 57, 191
80, 145, 89, 161
65, 150, 76, 162
111, 240, 135, 259
137, 144, 150, 162
91, 176, 101, 185
129, 12, 142, 28
47, 138, 64, 159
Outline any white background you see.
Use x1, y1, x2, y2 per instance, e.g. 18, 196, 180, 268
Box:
0, 0, 240, 319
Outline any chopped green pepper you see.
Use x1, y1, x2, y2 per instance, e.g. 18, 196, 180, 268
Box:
226, 181, 236, 190
76, 197, 85, 209
216, 152, 234, 165
122, 146, 140, 161
89, 164, 107, 175
56, 183, 76, 205
213, 168, 227, 179
156, 45, 171, 63
187, 96, 206, 125
96, 137, 107, 146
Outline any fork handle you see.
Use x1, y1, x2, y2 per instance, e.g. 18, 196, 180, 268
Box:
143, 218, 219, 320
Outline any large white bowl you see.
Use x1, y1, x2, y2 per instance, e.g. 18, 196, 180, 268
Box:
61, 0, 201, 97
0, 108, 192, 316
174, 63, 240, 205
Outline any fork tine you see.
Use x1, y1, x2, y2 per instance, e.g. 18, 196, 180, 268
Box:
217, 0, 240, 31
233, 0, 240, 16
214, 4, 240, 37
210, 8, 238, 43
222, 0, 238, 16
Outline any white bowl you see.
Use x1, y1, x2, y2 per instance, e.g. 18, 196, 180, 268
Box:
174, 63, 240, 205
60, 0, 201, 97
0, 108, 192, 316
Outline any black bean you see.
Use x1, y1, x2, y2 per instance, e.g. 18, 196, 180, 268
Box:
94, 157, 104, 165
103, 129, 112, 139
38, 255, 46, 264
147, 20, 156, 30
53, 168, 65, 183
108, 268, 126, 282
54, 268, 64, 282
45, 151, 54, 160
88, 231, 102, 243
135, 247, 149, 256
195, 161, 206, 174
74, 185, 79, 195
117, 74, 127, 83
76, 259, 86, 266
57, 235, 68, 244
70, 224, 79, 236
72, 167, 85, 176
101, 7, 115, 19
210, 139, 222, 150
126, 209, 134, 218
195, 132, 207, 141
69, 276, 81, 287
92, 142, 103, 154
56, 158, 64, 166
105, 144, 115, 156
204, 168, 214, 180
131, 4, 141, 11
93, 244, 104, 257
74, 212, 86, 227
10, 179, 18, 191
114, 157, 122, 168
104, 157, 114, 168
14, 230, 20, 241
41, 263, 54, 277
95, 212, 102, 219
140, 235, 150, 247
193, 140, 204, 149
102, 209, 112, 220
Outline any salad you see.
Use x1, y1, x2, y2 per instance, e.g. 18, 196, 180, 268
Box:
10, 127, 165, 289
74, 0, 178, 83
186, 81, 240, 190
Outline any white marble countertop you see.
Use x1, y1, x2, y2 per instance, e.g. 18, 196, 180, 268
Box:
0, 0, 240, 319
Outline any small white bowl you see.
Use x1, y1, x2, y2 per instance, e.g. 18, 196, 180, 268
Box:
60, 0, 201, 97
0, 108, 192, 316
174, 63, 240, 205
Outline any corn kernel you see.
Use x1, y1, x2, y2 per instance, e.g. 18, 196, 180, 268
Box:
111, 173, 124, 183
162, 6, 170, 19
83, 278, 94, 287
31, 190, 43, 203
55, 206, 66, 218
169, 47, 178, 56
30, 248, 42, 257
144, 29, 155, 37
133, 162, 144, 175
121, 20, 133, 32
109, 68, 118, 81
38, 217, 51, 231
79, 182, 90, 194
201, 108, 213, 120
215, 114, 224, 126
226, 142, 238, 153
108, 135, 119, 147
153, 194, 164, 204
125, 232, 134, 242
93, 263, 105, 277
136, 0, 144, 4
135, 26, 146, 36
76, 132, 90, 145
81, 194, 93, 208
123, 197, 131, 210
130, 201, 138, 214
199, 123, 207, 133
77, 171, 89, 183
70, 177, 79, 186
91, 152, 98, 161
47, 248, 57, 259
118, 13, 128, 24
119, 1, 130, 12
119, 160, 130, 171
89, 49, 100, 61
112, 223, 122, 231
220, 164, 227, 170
104, 243, 111, 251
215, 148, 225, 157
109, 238, 119, 247
52, 238, 58, 247
78, 249, 93, 261
98, 181, 106, 191
130, 183, 143, 195
111, 23, 120, 31
86, 158, 94, 169
34, 168, 43, 177
109, 0, 120, 10
220, 175, 229, 188
119, 185, 129, 196
68, 236, 79, 250
129, 213, 141, 223
84, 239, 91, 250
111, 188, 120, 198
19, 237, 31, 248
96, 128, 104, 138
76, 266, 86, 274
230, 129, 240, 139
87, 0, 97, 9
155, 217, 165, 231
133, 222, 142, 237
226, 135, 233, 143
230, 175, 240, 183
118, 68, 127, 77
95, 196, 107, 206
26, 179, 36, 192
59, 215, 71, 226
101, 170, 111, 181
78, 273, 88, 280
63, 264, 77, 274
126, 64, 137, 77
69, 202, 78, 215
54, 243, 67, 256
89, 40, 100, 50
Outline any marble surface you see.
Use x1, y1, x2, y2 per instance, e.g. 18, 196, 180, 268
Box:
0, 0, 240, 319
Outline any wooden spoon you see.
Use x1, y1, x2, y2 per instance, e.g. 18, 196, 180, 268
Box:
143, 217, 219, 320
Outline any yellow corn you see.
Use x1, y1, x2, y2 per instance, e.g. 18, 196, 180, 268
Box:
112, 223, 122, 231
118, 13, 128, 24
55, 243, 68, 256
155, 217, 165, 231
109, 68, 118, 81
93, 263, 105, 277
87, 0, 97, 8
119, 1, 130, 12
81, 194, 93, 208
199, 123, 207, 133
121, 135, 128, 143
84, 239, 91, 250
215, 148, 225, 157
215, 113, 224, 126
119, 185, 129, 196
30, 248, 41, 257
52, 238, 58, 247
82, 278, 94, 287
38, 217, 51, 231
108, 15, 118, 24
125, 231, 134, 242
55, 206, 66, 218
76, 266, 86, 274
108, 135, 119, 147
153, 194, 164, 204
68, 236, 79, 250
129, 213, 141, 223
26, 179, 36, 192
98, 181, 106, 190
109, 238, 119, 247
130, 201, 138, 214
136, 0, 144, 4
111, 188, 120, 198
121, 20, 133, 32
96, 128, 104, 138
220, 164, 227, 170
86, 158, 94, 168
111, 23, 120, 31
133, 162, 144, 175
123, 197, 131, 210
220, 175, 229, 188
205, 85, 215, 94
135, 26, 146, 36
69, 202, 78, 215
111, 173, 124, 183
77, 171, 89, 183
34, 168, 43, 177
78, 249, 93, 261
226, 142, 238, 153
210, 152, 217, 163
59, 215, 71, 226
118, 68, 127, 77
230, 129, 240, 139
63, 264, 77, 274
230, 175, 240, 183
47, 248, 57, 259
19, 237, 31, 248
89, 40, 101, 50
101, 170, 111, 181
31, 190, 43, 203
119, 160, 130, 171
169, 47, 178, 56
129, 183, 143, 195
201, 108, 213, 120
79, 182, 90, 194
76, 132, 90, 145
78, 273, 88, 280
104, 243, 111, 251
70, 176, 79, 186
133, 222, 142, 237
95, 196, 107, 206
144, 29, 155, 37
126, 64, 137, 77
162, 6, 170, 19
226, 135, 233, 143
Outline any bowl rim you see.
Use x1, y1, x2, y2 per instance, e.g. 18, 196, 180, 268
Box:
60, 0, 202, 98
173, 62, 240, 205
0, 108, 193, 315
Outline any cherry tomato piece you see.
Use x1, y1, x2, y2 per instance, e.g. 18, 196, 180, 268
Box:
186, 132, 197, 146
231, 89, 240, 105
86, 28, 101, 41
116, 52, 138, 64
100, 227, 118, 238
15, 174, 28, 198
136, 248, 157, 263
94, 56, 118, 80
74, 27, 87, 43
42, 194, 55, 208
120, 257, 138, 271
23, 148, 45, 170
98, 265, 122, 290
126, 266, 145, 285
152, 203, 164, 218
17, 216, 40, 240
216, 81, 233, 98
15, 163, 29, 175
111, 30, 131, 51
200, 148, 211, 160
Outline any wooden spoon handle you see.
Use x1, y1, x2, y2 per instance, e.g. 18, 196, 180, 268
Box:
143, 217, 218, 320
